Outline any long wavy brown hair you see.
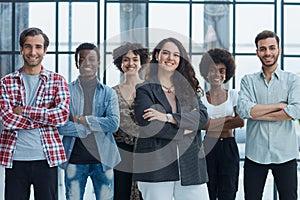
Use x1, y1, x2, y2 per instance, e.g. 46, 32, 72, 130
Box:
148, 37, 203, 100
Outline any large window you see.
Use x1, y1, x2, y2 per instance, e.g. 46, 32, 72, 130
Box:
0, 0, 101, 82
3, 0, 299, 90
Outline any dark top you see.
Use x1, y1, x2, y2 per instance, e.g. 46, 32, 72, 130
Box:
69, 77, 100, 164
133, 80, 209, 186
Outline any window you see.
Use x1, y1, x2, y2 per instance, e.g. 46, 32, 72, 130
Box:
1, 0, 299, 88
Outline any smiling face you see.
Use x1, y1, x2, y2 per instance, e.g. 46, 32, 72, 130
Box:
20, 34, 47, 69
121, 50, 141, 75
207, 63, 226, 87
78, 49, 100, 80
256, 37, 281, 68
156, 41, 180, 72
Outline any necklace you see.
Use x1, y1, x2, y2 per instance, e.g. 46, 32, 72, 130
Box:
162, 85, 174, 93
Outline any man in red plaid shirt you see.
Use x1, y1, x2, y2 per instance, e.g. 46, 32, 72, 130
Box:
0, 27, 70, 200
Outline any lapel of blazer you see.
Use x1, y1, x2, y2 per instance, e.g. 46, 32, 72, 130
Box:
151, 83, 174, 113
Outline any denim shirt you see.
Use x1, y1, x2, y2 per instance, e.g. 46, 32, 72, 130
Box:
58, 78, 121, 171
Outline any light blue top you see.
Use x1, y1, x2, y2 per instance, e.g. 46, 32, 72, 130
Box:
237, 67, 300, 164
58, 78, 121, 170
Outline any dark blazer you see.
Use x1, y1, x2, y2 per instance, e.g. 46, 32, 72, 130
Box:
133, 80, 209, 186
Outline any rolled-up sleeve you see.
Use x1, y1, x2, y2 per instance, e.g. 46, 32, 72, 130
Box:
86, 89, 120, 133
236, 75, 256, 119
283, 74, 300, 120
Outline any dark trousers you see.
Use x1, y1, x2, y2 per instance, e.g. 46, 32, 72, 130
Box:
204, 137, 240, 200
114, 169, 133, 200
5, 160, 58, 200
114, 142, 142, 200
244, 157, 298, 200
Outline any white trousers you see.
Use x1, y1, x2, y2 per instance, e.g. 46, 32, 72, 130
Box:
137, 181, 209, 200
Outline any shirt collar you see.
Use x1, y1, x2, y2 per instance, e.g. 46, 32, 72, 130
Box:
15, 66, 48, 82
259, 66, 282, 80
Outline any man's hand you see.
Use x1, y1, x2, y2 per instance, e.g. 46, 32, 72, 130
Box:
69, 116, 75, 122
69, 115, 87, 125
13, 106, 22, 115
278, 102, 288, 110
78, 116, 88, 125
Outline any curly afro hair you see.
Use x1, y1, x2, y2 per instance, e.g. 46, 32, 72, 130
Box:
199, 48, 235, 84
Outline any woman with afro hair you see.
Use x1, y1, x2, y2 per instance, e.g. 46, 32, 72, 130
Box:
199, 48, 244, 200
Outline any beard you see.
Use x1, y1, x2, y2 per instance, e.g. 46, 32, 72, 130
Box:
259, 53, 279, 67
23, 56, 43, 68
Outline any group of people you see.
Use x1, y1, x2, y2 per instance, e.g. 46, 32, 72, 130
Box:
0, 27, 299, 200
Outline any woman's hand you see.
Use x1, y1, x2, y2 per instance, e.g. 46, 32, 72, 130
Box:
143, 108, 167, 122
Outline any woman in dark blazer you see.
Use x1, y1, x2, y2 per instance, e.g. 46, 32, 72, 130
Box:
133, 37, 209, 200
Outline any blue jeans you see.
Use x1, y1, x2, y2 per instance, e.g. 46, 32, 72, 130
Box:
65, 163, 114, 200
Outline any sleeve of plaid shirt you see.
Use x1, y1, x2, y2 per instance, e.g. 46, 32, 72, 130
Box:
0, 80, 36, 130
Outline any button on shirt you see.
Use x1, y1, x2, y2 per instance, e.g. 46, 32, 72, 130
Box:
237, 67, 300, 164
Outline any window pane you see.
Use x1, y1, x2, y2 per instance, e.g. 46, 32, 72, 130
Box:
191, 1, 274, 4
22, 3, 56, 52
150, 0, 189, 1
283, 0, 300, 3
58, 54, 76, 83
106, 3, 120, 46
193, 3, 232, 51
106, 3, 147, 52
0, 3, 12, 51
149, 4, 189, 49
59, 3, 72, 52
14, 3, 29, 51
235, 56, 262, 90
14, 54, 23, 70
70, 3, 98, 46
235, 0, 274, 2
284, 58, 300, 75
235, 5, 274, 53
192, 4, 205, 53
191, 55, 206, 89
42, 54, 56, 73
284, 6, 300, 55
0, 55, 12, 77
104, 55, 120, 87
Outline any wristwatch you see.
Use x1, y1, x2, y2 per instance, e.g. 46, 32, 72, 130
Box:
166, 113, 172, 123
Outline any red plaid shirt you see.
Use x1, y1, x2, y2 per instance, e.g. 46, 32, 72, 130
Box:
0, 66, 70, 168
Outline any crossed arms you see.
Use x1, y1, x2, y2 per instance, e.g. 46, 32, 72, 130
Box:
250, 103, 291, 121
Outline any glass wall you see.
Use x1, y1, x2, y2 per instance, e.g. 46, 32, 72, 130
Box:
0, 0, 100, 82
3, 0, 300, 89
